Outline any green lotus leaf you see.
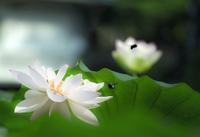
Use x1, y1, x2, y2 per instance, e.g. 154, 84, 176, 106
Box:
1, 62, 199, 137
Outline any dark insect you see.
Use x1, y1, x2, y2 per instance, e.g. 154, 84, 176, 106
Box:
108, 83, 115, 89
130, 44, 137, 50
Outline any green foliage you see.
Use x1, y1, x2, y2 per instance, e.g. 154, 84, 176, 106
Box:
0, 62, 200, 137
117, 0, 186, 19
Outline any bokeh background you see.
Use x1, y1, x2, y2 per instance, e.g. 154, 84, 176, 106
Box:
1, 1, 200, 137
0, 0, 199, 90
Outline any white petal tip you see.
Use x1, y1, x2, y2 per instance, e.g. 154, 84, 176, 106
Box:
97, 83, 104, 90
91, 121, 99, 126
14, 108, 18, 113
97, 96, 113, 103
83, 114, 99, 126
107, 96, 113, 100
14, 107, 22, 113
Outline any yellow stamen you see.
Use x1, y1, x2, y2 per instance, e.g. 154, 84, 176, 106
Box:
49, 80, 64, 96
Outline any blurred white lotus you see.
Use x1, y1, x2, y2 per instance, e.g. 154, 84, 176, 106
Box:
10, 62, 112, 126
112, 37, 162, 74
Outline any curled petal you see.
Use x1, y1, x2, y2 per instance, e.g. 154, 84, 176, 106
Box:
81, 101, 100, 109
58, 102, 71, 119
49, 102, 71, 119
69, 101, 98, 126
62, 74, 83, 92
25, 90, 45, 99
49, 103, 56, 116
28, 66, 48, 91
68, 90, 101, 102
95, 96, 113, 103
9, 70, 40, 90
82, 96, 112, 109
31, 61, 47, 79
47, 68, 56, 81
82, 80, 104, 92
15, 96, 48, 113
31, 100, 52, 120
55, 64, 68, 86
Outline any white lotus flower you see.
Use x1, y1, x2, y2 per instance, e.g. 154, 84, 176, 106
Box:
112, 37, 162, 74
9, 62, 112, 126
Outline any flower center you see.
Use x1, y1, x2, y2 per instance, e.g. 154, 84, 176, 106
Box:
49, 80, 64, 96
